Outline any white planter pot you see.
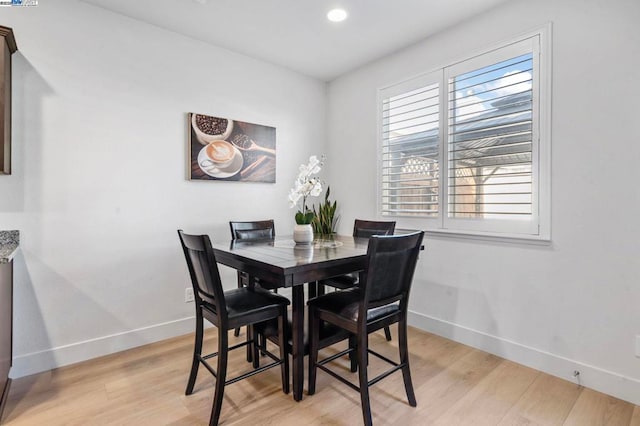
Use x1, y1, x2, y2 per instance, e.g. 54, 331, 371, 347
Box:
293, 224, 314, 244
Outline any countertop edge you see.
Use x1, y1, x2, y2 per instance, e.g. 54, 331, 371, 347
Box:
0, 230, 19, 263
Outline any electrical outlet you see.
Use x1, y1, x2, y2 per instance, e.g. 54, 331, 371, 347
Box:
185, 287, 194, 303
635, 335, 640, 358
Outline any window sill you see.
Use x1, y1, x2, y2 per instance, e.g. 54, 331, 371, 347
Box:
422, 228, 552, 246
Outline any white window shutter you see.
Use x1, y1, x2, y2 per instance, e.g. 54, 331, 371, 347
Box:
377, 30, 549, 240
380, 76, 440, 216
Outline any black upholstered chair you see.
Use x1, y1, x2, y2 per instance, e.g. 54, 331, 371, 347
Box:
318, 219, 396, 341
307, 231, 424, 426
351, 219, 396, 239
229, 219, 276, 241
178, 230, 289, 426
229, 221, 275, 292
229, 220, 276, 337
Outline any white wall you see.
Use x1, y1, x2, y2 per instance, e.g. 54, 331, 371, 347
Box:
326, 0, 640, 405
0, 0, 326, 376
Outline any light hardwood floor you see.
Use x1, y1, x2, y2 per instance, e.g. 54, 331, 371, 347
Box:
2, 327, 639, 425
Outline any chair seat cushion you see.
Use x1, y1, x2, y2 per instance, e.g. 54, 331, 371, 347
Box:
221, 287, 290, 329
308, 288, 400, 322
318, 273, 358, 290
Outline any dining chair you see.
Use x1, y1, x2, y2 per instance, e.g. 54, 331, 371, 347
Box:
178, 230, 289, 426
229, 219, 276, 241
229, 220, 276, 338
307, 231, 424, 426
317, 219, 396, 341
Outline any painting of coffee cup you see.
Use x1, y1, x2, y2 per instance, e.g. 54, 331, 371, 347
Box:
200, 140, 235, 169
188, 112, 276, 182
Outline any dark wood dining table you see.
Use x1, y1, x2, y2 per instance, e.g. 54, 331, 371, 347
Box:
210, 234, 370, 401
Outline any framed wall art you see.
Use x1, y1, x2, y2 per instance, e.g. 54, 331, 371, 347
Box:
188, 112, 276, 182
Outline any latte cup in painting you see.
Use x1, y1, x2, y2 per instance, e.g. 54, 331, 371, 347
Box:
200, 140, 235, 169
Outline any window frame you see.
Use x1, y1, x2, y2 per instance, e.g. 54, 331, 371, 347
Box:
376, 25, 551, 242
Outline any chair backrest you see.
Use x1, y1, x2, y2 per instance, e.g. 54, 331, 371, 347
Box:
360, 231, 424, 316
177, 230, 226, 317
229, 220, 275, 240
353, 219, 396, 239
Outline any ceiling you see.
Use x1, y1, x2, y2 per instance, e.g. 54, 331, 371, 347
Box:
82, 0, 511, 81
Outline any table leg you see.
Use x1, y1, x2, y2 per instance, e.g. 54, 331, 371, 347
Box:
291, 285, 304, 401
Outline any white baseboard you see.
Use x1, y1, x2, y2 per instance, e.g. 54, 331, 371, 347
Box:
408, 310, 640, 406
10, 317, 196, 379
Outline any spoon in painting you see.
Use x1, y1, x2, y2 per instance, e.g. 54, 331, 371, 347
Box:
231, 134, 276, 156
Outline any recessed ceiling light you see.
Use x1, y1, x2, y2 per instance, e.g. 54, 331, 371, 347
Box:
327, 8, 348, 23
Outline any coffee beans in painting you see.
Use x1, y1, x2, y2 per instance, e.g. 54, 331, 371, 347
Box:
195, 114, 228, 136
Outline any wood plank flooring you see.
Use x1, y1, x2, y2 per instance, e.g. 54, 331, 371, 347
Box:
2, 327, 638, 425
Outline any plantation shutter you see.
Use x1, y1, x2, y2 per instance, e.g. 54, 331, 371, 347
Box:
380, 73, 441, 216
377, 32, 548, 238
444, 37, 540, 234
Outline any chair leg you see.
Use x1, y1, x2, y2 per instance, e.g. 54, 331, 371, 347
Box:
250, 325, 260, 369
278, 311, 290, 394
260, 331, 267, 356
357, 331, 373, 426
384, 326, 392, 341
235, 271, 245, 337
185, 311, 204, 395
246, 324, 253, 363
209, 327, 229, 426
348, 335, 357, 373
307, 308, 320, 395
308, 281, 318, 299
398, 317, 417, 407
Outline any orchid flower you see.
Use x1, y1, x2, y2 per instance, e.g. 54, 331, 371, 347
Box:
290, 155, 325, 224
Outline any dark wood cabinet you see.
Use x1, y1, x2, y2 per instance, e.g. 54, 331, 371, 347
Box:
0, 26, 17, 175
0, 261, 12, 421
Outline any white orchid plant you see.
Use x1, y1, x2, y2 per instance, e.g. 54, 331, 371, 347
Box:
288, 155, 324, 224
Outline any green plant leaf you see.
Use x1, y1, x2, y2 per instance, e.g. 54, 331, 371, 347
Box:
310, 186, 339, 235
295, 210, 315, 225
304, 211, 315, 224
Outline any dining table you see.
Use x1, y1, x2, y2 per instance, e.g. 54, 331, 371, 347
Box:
210, 234, 370, 401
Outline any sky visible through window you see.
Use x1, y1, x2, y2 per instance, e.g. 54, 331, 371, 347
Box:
452, 53, 533, 122
449, 53, 534, 219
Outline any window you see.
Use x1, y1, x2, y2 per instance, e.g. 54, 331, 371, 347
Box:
378, 30, 550, 240
380, 73, 441, 217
